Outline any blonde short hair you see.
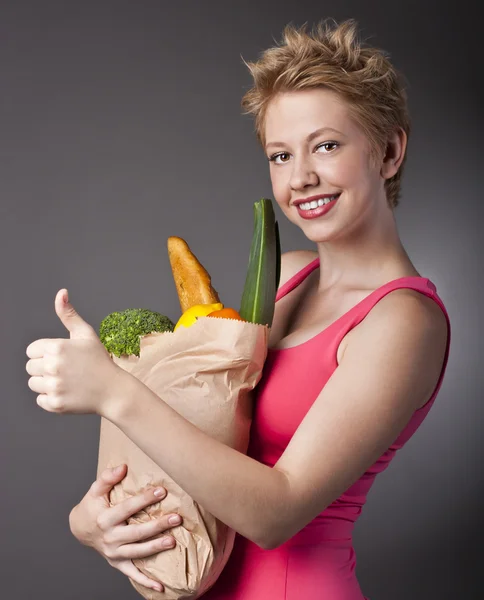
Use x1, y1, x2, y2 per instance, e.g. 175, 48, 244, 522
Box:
241, 18, 411, 208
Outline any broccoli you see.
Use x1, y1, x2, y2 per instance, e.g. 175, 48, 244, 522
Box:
99, 308, 175, 357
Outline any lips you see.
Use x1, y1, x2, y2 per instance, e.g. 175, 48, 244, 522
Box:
293, 193, 341, 207
294, 193, 340, 220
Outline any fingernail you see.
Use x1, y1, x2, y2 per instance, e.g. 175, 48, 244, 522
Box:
169, 514, 181, 525
162, 536, 175, 548
113, 465, 123, 475
153, 487, 166, 497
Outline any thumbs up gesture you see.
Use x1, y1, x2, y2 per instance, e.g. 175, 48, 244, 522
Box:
26, 289, 125, 416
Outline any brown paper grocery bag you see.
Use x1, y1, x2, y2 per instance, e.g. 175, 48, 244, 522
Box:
97, 316, 269, 599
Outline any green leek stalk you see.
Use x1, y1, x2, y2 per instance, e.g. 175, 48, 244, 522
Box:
239, 198, 281, 327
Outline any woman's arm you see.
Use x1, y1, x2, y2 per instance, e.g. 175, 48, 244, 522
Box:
104, 288, 448, 550
106, 376, 291, 549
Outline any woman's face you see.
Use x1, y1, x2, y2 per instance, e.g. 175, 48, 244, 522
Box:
263, 88, 390, 243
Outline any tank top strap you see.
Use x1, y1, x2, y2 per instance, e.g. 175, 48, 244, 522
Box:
344, 275, 449, 326
276, 257, 320, 302
333, 274, 451, 384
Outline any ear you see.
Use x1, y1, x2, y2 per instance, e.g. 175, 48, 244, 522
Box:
380, 127, 407, 180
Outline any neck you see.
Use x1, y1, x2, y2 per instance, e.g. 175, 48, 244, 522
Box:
315, 201, 417, 293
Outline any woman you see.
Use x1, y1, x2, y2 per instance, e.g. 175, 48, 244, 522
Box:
28, 19, 451, 599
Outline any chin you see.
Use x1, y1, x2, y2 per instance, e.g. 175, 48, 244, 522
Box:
304, 230, 338, 244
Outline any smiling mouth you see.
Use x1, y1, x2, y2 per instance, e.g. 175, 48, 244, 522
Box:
297, 194, 340, 211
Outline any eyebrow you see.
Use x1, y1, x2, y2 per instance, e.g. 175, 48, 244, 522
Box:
265, 127, 346, 151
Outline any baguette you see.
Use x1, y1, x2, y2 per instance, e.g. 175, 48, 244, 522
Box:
167, 236, 221, 313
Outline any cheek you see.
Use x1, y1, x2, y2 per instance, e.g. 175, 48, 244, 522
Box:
269, 170, 288, 203
324, 159, 362, 187
272, 183, 287, 202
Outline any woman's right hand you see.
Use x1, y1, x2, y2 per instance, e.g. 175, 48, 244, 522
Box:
69, 464, 182, 593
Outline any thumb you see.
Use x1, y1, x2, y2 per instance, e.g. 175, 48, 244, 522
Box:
55, 288, 97, 340
89, 465, 127, 498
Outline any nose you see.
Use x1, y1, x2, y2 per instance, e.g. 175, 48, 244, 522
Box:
289, 156, 319, 190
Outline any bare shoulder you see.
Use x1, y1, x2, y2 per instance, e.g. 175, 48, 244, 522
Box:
344, 287, 449, 405
360, 287, 448, 347
279, 250, 318, 289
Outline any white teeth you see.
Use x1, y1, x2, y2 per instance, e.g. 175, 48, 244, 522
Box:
298, 194, 339, 211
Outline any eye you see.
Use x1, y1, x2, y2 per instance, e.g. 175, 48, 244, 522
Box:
268, 152, 290, 165
316, 141, 339, 153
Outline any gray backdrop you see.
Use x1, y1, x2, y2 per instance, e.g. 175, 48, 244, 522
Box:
1, 1, 480, 598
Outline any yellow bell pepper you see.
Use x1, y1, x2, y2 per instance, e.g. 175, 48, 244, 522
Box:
174, 303, 224, 331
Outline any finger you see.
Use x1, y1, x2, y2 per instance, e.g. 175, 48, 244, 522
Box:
26, 358, 44, 377
28, 375, 48, 394
55, 288, 98, 340
26, 339, 60, 359
26, 339, 47, 359
89, 465, 127, 499
117, 533, 176, 560
116, 560, 164, 593
36, 394, 58, 413
112, 513, 182, 545
99, 486, 167, 531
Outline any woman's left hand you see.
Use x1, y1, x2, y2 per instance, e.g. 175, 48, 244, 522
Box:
26, 289, 125, 416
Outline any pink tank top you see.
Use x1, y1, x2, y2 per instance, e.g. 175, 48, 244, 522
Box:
203, 258, 451, 599
247, 257, 451, 543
